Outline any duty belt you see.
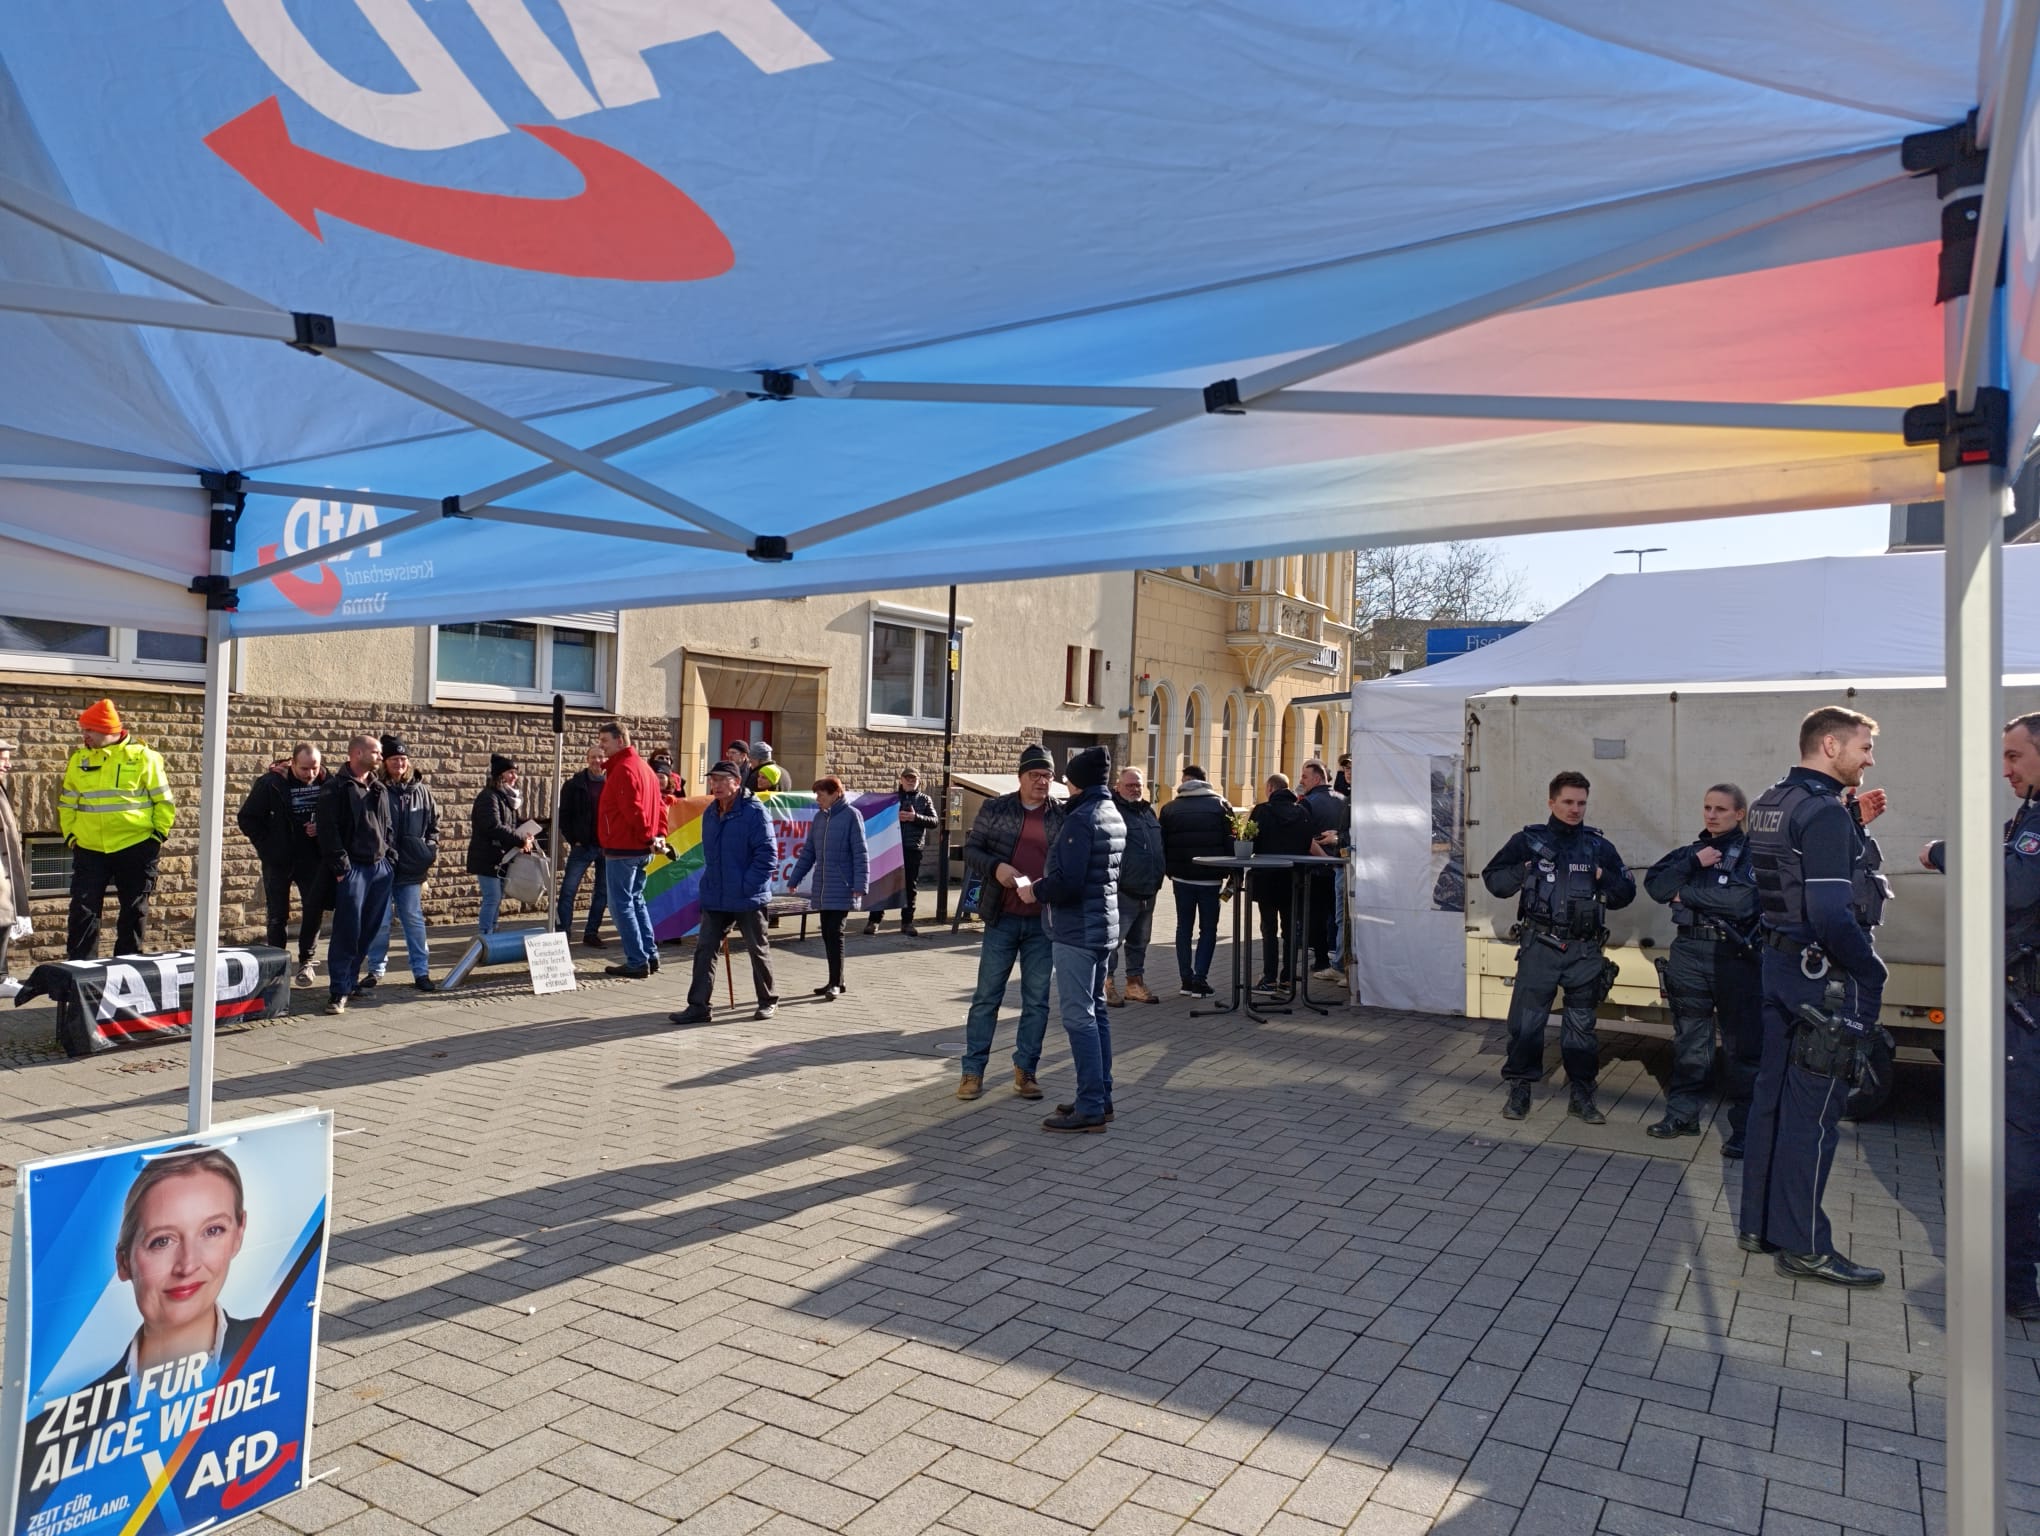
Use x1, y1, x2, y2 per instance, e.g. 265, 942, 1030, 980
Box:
2011, 952, 2040, 997
1677, 919, 1742, 944
1520, 915, 1605, 944
1762, 929, 1812, 955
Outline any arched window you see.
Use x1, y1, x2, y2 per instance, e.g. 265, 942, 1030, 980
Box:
1246, 702, 1264, 794
1181, 693, 1200, 781
1220, 698, 1236, 793
1312, 712, 1326, 762
1146, 688, 1165, 785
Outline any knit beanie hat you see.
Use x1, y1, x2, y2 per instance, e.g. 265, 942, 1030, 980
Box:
489, 752, 517, 780
380, 734, 409, 759
77, 698, 123, 735
1017, 743, 1054, 775
1065, 745, 1112, 791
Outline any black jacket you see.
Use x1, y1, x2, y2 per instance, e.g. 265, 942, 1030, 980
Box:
1158, 780, 1233, 880
1113, 795, 1166, 899
466, 784, 525, 877
1301, 782, 1349, 858
316, 769, 394, 878
237, 763, 329, 868
1483, 817, 1636, 934
1645, 828, 1758, 939
1037, 784, 1125, 947
963, 791, 1066, 930
559, 768, 605, 849
894, 788, 937, 850
1249, 789, 1318, 902
384, 771, 441, 886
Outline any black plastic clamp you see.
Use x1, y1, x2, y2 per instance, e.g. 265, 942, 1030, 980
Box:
1901, 112, 1986, 197
1902, 387, 2010, 471
747, 535, 793, 563
1203, 378, 1244, 414
199, 469, 246, 551
751, 370, 797, 401
289, 311, 337, 353
441, 494, 469, 518
189, 573, 239, 611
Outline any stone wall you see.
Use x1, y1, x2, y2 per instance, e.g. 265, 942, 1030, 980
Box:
0, 679, 667, 967
822, 725, 1045, 788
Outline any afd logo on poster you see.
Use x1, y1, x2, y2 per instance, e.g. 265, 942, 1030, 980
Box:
259, 499, 433, 619
203, 0, 829, 280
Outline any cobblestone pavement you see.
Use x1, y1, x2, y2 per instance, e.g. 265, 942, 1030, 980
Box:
0, 901, 2027, 1536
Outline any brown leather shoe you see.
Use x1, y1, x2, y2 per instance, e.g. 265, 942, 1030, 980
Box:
1106, 978, 1124, 1007
1013, 1068, 1043, 1100
956, 1073, 983, 1101
1124, 979, 1157, 1004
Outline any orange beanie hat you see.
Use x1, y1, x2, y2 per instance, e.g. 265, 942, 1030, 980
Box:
77, 698, 123, 735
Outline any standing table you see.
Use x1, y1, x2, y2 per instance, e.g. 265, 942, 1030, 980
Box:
1188, 854, 1307, 1022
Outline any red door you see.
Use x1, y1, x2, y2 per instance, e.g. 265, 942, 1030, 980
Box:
708, 708, 774, 769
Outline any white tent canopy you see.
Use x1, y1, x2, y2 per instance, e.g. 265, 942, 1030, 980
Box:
1350, 544, 2040, 1014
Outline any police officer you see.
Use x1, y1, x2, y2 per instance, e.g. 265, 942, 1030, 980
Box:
1740, 705, 1890, 1287
1644, 784, 1763, 1150
1482, 770, 1636, 1124
1921, 709, 2040, 1321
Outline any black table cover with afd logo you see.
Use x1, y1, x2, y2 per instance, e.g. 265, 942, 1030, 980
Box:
13, 946, 292, 1057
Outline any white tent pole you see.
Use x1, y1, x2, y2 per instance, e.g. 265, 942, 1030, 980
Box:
185, 557, 235, 1133
793, 150, 1902, 549
462, 392, 746, 509
1979, 0, 2011, 142
0, 522, 203, 587
1250, 394, 1905, 433
0, 464, 202, 489
464, 505, 725, 549
321, 349, 755, 547
0, 174, 272, 307
236, 508, 442, 585
1957, 0, 2040, 409
0, 281, 293, 341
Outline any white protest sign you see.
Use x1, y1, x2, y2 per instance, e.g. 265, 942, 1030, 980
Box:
524, 932, 578, 996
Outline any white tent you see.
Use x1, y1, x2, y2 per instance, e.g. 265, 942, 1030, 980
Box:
1351, 544, 2040, 1015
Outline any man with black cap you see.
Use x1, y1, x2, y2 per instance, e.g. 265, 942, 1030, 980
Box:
1037, 745, 1125, 1132
366, 735, 440, 991
670, 759, 778, 1024
956, 743, 1064, 1102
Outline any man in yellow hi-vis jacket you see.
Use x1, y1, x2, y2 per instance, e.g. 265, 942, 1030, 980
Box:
61, 698, 175, 958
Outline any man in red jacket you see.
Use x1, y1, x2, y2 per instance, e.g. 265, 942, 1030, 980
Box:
597, 721, 666, 979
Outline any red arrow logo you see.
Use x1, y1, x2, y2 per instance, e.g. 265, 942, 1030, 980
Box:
205, 97, 734, 282
221, 1440, 300, 1512
257, 543, 343, 618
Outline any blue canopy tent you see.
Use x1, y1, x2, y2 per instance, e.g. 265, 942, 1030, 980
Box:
0, 4, 2034, 1518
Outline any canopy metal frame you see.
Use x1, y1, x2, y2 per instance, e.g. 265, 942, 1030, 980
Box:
0, 31, 2027, 1526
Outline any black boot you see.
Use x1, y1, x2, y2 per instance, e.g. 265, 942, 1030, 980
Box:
1502, 1082, 1531, 1120
1568, 1086, 1606, 1126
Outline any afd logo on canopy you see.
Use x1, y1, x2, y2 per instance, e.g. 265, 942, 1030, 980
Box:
261, 497, 434, 618
205, 0, 830, 280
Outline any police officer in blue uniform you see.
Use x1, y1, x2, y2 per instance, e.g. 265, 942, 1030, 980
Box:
1740, 706, 1891, 1287
1922, 709, 2040, 1321
1644, 783, 1763, 1148
1482, 770, 1636, 1124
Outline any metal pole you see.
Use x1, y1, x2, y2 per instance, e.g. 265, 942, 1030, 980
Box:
935, 586, 959, 924
185, 581, 233, 1133
546, 694, 565, 933
1942, 289, 2008, 1536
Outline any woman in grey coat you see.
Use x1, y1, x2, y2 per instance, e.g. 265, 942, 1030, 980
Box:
788, 776, 868, 999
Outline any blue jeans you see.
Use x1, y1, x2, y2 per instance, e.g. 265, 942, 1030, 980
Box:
557, 845, 607, 936
1173, 880, 1221, 984
476, 874, 504, 935
1052, 942, 1114, 1118
1107, 892, 1155, 981
366, 881, 431, 978
961, 914, 1052, 1079
604, 851, 655, 969
328, 859, 394, 999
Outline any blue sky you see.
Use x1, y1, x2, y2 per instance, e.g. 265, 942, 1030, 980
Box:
1491, 502, 1893, 615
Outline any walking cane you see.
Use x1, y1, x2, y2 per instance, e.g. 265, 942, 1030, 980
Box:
723, 935, 735, 1005
546, 694, 564, 933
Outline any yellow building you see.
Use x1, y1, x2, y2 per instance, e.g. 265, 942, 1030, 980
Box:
1128, 556, 1356, 805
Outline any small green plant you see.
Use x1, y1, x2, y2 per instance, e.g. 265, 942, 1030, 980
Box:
1229, 810, 1259, 841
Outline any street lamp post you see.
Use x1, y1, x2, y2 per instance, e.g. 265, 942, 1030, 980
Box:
1614, 546, 1667, 573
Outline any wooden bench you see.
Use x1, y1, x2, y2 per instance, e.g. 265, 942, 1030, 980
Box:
763, 894, 814, 941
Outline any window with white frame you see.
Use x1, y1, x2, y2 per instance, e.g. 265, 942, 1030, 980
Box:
0, 615, 206, 681
433, 612, 614, 706
1220, 699, 1235, 789
24, 835, 69, 897
1180, 693, 1200, 782
868, 610, 959, 729
1145, 689, 1165, 785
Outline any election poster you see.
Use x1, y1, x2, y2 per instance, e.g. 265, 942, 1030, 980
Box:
1, 1109, 333, 1536
646, 792, 905, 941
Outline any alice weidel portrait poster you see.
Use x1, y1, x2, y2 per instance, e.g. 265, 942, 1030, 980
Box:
1, 1108, 332, 1536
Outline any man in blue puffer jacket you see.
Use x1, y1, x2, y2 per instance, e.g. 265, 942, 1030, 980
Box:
1037, 745, 1125, 1132
671, 761, 779, 1026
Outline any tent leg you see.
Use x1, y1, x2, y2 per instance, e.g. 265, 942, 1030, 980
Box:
1941, 330, 2007, 1533
185, 605, 233, 1133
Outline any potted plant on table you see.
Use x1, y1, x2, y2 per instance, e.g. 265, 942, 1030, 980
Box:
1229, 809, 1259, 861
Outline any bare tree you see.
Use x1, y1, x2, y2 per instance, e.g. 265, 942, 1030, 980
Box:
1354, 540, 1538, 625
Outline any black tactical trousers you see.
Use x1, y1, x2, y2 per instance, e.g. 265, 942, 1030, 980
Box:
2010, 996, 2040, 1308
1502, 934, 1605, 1089
1661, 934, 1764, 1128
1740, 954, 1881, 1256
67, 839, 160, 960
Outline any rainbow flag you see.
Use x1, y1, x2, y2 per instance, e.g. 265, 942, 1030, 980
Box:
647, 793, 905, 940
